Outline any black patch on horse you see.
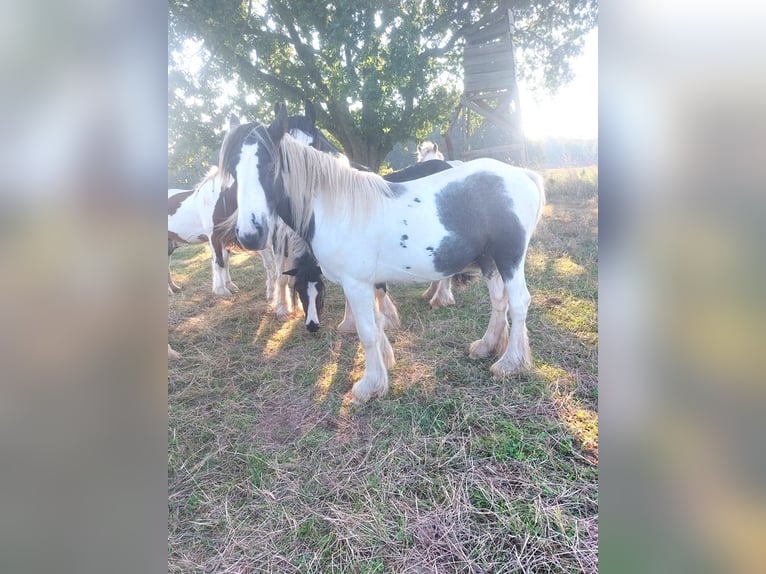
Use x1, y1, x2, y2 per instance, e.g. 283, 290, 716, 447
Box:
382, 159, 453, 183
433, 173, 526, 281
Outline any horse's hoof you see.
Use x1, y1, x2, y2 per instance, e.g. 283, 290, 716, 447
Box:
169, 284, 182, 294
226, 282, 240, 293
469, 339, 493, 359
490, 359, 531, 379
276, 311, 291, 322
213, 286, 233, 296
422, 284, 438, 301
429, 294, 455, 309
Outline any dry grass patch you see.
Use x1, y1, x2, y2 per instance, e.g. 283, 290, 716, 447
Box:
168, 166, 598, 572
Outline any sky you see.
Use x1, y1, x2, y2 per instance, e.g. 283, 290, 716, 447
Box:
518, 29, 598, 140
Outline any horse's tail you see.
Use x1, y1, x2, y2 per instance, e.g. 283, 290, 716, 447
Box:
523, 169, 546, 230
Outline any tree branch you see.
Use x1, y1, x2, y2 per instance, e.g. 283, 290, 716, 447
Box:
269, 1, 331, 99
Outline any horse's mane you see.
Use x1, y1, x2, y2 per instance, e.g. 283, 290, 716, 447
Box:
277, 134, 396, 237
286, 115, 340, 154
219, 122, 259, 182
194, 165, 220, 191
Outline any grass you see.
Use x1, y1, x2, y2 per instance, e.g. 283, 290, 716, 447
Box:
168, 166, 598, 573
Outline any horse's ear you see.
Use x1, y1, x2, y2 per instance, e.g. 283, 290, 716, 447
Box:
270, 102, 289, 140
433, 142, 438, 151
417, 143, 422, 153
228, 113, 240, 129
283, 268, 298, 276
304, 100, 316, 125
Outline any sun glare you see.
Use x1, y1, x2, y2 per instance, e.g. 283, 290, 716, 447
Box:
520, 29, 598, 140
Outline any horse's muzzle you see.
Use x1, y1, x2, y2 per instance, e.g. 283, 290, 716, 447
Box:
236, 221, 268, 251
306, 320, 319, 333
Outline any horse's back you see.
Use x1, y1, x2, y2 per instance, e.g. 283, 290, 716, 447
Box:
168, 175, 224, 243
389, 158, 543, 248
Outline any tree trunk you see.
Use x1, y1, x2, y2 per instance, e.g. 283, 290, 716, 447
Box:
345, 136, 388, 172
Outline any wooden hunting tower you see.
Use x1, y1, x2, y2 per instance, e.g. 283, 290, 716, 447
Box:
445, 1, 525, 163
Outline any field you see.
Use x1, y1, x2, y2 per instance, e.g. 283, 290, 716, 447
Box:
168, 166, 598, 573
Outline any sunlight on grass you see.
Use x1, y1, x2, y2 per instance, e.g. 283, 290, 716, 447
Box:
176, 245, 210, 267
261, 318, 300, 358
314, 339, 344, 404
168, 166, 599, 573
526, 249, 549, 274
177, 314, 208, 334
545, 296, 598, 346
538, 363, 598, 460
253, 313, 274, 343
553, 255, 586, 278
229, 251, 254, 265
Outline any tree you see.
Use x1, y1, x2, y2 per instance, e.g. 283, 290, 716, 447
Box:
169, 0, 596, 171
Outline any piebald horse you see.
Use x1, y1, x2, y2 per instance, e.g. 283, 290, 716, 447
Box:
226, 107, 545, 403
168, 167, 274, 296
279, 101, 455, 330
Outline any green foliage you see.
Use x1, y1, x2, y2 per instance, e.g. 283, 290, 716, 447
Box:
169, 0, 596, 171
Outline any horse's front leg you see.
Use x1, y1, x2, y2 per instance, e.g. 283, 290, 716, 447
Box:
209, 240, 233, 296
258, 247, 277, 301
222, 248, 239, 293
168, 244, 181, 293
342, 279, 394, 404
273, 272, 292, 321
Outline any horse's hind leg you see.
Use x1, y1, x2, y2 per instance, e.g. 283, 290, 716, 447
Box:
337, 300, 356, 332
469, 273, 509, 359
339, 286, 400, 333
168, 268, 181, 294
422, 282, 438, 302
168, 243, 181, 293
427, 278, 455, 309
490, 266, 532, 378
375, 285, 401, 330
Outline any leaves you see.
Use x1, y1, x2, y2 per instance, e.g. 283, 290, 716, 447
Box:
169, 0, 596, 172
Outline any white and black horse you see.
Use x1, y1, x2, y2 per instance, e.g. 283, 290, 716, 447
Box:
214, 108, 331, 332
222, 101, 454, 333
224, 106, 545, 404
279, 101, 456, 331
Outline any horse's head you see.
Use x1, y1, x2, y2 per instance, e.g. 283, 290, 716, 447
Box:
284, 255, 325, 333
417, 141, 444, 162
285, 100, 340, 154
284, 100, 317, 147
227, 105, 289, 251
